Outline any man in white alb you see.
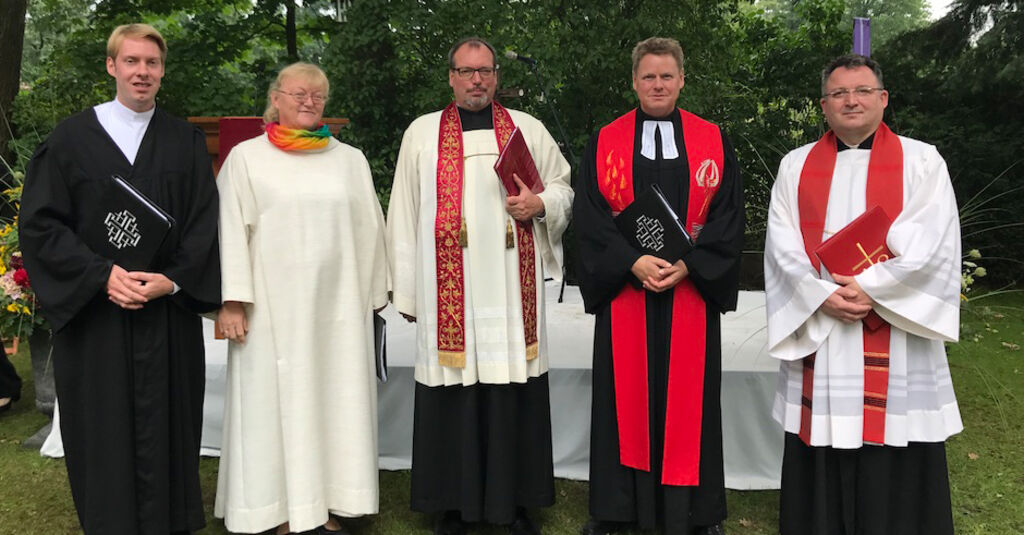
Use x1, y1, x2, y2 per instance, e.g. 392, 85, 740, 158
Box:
764, 53, 962, 535
387, 36, 572, 535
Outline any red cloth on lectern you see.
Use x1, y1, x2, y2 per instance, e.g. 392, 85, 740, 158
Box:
217, 118, 266, 169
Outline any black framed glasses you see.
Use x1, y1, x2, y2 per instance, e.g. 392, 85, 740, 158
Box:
823, 86, 884, 100
451, 66, 499, 79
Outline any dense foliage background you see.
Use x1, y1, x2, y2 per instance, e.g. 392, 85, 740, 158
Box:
2, 0, 1021, 284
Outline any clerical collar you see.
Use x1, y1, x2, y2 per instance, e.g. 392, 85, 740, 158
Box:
457, 103, 493, 131
111, 98, 156, 124
94, 99, 155, 165
836, 132, 875, 152
637, 108, 680, 161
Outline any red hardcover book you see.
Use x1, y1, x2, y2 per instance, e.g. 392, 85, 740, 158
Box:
814, 205, 896, 330
493, 127, 545, 196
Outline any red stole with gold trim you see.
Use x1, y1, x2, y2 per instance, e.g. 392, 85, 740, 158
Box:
796, 123, 903, 445
596, 109, 723, 486
434, 102, 539, 368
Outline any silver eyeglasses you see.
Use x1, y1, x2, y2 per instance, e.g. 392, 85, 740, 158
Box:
451, 66, 499, 79
823, 86, 884, 100
276, 90, 328, 104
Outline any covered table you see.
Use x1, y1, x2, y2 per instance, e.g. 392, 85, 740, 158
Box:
197, 283, 782, 489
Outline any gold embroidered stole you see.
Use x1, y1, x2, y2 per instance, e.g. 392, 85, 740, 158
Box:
434, 102, 540, 368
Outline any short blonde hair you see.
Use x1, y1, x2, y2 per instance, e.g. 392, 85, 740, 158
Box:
263, 62, 331, 124
107, 23, 167, 62
631, 37, 684, 74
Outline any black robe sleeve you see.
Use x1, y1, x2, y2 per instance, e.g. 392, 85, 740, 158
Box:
161, 126, 221, 314
20, 131, 114, 333
682, 132, 744, 313
573, 133, 644, 314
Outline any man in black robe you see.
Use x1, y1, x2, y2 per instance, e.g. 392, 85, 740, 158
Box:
19, 23, 220, 535
573, 37, 743, 535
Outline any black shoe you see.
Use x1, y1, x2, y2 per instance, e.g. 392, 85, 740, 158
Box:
435, 511, 467, 535
693, 524, 725, 535
579, 518, 630, 535
508, 508, 541, 535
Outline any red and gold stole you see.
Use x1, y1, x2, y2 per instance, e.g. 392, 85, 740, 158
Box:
796, 122, 903, 445
434, 101, 539, 368
596, 109, 723, 486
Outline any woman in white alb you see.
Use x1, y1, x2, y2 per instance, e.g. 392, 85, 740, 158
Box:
214, 62, 388, 535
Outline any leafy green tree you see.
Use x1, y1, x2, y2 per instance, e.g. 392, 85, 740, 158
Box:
843, 0, 930, 46
1, 0, 29, 189
879, 0, 1024, 284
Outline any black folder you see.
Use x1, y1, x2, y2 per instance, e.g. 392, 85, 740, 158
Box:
374, 312, 388, 382
614, 184, 693, 263
80, 175, 175, 271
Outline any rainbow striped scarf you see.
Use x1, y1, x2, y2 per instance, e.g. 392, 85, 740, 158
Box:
266, 122, 331, 151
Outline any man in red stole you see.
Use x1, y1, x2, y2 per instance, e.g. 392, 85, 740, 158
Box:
764, 54, 962, 535
387, 37, 573, 535
574, 37, 744, 535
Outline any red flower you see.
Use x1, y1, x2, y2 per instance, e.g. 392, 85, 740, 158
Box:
13, 268, 30, 288
9, 255, 23, 270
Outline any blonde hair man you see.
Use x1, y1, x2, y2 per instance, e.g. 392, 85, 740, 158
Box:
20, 22, 220, 534
574, 36, 744, 535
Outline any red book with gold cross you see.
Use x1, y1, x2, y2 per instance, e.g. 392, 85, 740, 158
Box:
814, 205, 895, 330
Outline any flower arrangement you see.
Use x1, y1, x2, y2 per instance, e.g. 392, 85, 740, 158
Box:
0, 172, 49, 341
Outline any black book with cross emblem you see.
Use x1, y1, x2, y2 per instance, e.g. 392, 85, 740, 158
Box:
79, 175, 175, 271
614, 184, 693, 264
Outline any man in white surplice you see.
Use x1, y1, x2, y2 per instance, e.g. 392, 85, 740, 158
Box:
765, 54, 962, 535
387, 37, 572, 535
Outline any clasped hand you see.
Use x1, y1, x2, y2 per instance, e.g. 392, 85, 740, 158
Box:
106, 265, 174, 310
631, 255, 689, 293
504, 173, 544, 222
820, 273, 875, 323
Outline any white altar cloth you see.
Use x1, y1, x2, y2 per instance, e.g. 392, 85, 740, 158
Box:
44, 283, 782, 490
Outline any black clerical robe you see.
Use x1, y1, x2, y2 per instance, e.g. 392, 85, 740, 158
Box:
573, 108, 743, 533
19, 108, 220, 535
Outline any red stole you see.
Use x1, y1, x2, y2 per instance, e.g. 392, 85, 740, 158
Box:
596, 109, 723, 486
434, 102, 539, 368
796, 123, 903, 445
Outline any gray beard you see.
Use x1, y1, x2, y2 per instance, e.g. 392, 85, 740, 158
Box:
461, 94, 492, 111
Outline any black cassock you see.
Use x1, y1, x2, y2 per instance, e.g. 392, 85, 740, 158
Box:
20, 108, 220, 535
573, 108, 743, 533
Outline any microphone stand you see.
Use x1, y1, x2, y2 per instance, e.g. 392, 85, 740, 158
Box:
523, 60, 575, 303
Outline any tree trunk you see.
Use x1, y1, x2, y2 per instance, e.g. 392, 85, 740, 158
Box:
286, 0, 298, 62
0, 0, 28, 198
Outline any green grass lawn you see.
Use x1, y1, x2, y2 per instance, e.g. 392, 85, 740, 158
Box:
1, 293, 1021, 534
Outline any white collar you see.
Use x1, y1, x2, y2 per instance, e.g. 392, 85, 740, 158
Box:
640, 120, 679, 160
110, 98, 156, 124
